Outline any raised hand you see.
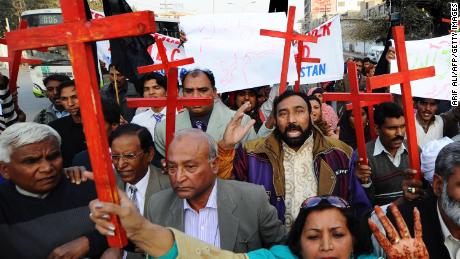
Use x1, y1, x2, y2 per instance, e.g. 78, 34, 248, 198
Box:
64, 166, 88, 184
369, 204, 428, 259
220, 102, 256, 150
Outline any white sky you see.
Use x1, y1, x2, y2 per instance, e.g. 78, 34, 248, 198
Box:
126, 0, 305, 30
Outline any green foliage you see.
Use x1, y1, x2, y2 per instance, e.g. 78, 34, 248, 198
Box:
401, 5, 433, 40
351, 17, 390, 42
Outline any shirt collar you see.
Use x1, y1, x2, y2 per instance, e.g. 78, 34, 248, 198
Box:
16, 185, 48, 199
437, 202, 459, 242
373, 136, 407, 157
126, 166, 150, 200
184, 179, 218, 211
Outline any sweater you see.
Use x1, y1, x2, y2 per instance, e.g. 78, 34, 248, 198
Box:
0, 177, 107, 258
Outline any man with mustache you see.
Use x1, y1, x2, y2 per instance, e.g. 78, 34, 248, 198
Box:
414, 97, 460, 148
379, 142, 460, 258
218, 90, 371, 226
353, 102, 417, 205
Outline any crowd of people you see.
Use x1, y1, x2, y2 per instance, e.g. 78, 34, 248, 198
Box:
0, 42, 459, 258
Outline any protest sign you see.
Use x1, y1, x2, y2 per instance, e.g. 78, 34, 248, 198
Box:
298, 15, 344, 84
180, 12, 298, 93
390, 35, 451, 100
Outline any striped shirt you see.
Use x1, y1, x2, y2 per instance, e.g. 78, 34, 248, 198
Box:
0, 86, 18, 133
183, 180, 220, 248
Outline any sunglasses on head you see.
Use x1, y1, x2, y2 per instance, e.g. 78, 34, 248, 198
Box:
301, 196, 350, 210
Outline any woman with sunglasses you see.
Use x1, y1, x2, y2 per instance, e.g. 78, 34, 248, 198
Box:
90, 191, 427, 259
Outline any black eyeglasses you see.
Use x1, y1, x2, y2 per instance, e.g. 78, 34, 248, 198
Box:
300, 196, 350, 210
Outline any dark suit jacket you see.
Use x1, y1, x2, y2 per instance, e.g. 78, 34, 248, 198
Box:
388, 196, 450, 258
147, 179, 287, 253
116, 165, 170, 259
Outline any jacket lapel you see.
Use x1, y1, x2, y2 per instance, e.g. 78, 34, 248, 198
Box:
206, 99, 226, 137
168, 196, 185, 231
216, 179, 239, 251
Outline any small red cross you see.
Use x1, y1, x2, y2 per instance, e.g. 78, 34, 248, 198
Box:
5, 0, 161, 247
367, 26, 436, 180
128, 38, 212, 157
323, 61, 392, 165
294, 40, 320, 92
260, 6, 318, 93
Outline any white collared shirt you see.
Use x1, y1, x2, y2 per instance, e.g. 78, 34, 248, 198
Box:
183, 180, 220, 248
373, 137, 407, 167
131, 107, 167, 139
16, 186, 48, 199
437, 204, 460, 259
415, 114, 444, 148
125, 167, 150, 216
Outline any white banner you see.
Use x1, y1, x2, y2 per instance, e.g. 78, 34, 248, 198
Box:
390, 35, 451, 100
180, 12, 298, 93
299, 15, 344, 84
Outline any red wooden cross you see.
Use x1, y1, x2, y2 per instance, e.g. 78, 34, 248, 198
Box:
367, 26, 436, 180
128, 39, 212, 156
323, 61, 392, 165
137, 38, 194, 75
5, 0, 159, 247
294, 40, 320, 92
260, 6, 318, 93
345, 90, 394, 140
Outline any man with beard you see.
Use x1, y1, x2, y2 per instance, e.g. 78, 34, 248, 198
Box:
381, 142, 460, 258
414, 97, 460, 147
353, 102, 418, 205
33, 74, 70, 124
218, 90, 371, 226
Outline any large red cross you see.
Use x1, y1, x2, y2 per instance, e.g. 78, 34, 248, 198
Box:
128, 39, 212, 156
367, 26, 436, 180
5, 0, 160, 247
260, 6, 318, 93
294, 40, 320, 92
344, 90, 392, 140
323, 61, 392, 165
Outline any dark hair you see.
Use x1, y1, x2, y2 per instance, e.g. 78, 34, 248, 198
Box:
109, 123, 154, 153
141, 72, 167, 90
101, 97, 120, 125
273, 90, 312, 117
338, 107, 371, 149
43, 74, 71, 87
435, 142, 460, 179
181, 68, 216, 89
57, 80, 76, 96
310, 87, 325, 96
414, 97, 441, 105
353, 58, 363, 63
286, 200, 356, 257
363, 57, 371, 63
307, 95, 321, 107
109, 63, 121, 72
374, 102, 404, 127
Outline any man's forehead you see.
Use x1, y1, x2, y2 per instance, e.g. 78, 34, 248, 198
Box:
382, 116, 405, 126
169, 136, 208, 157
46, 80, 61, 87
60, 86, 76, 95
277, 96, 308, 110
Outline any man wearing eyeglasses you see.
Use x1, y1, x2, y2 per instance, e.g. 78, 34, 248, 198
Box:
109, 123, 170, 259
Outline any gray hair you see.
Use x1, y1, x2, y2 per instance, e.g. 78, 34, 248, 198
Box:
0, 122, 61, 163
173, 128, 218, 160
435, 142, 460, 179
